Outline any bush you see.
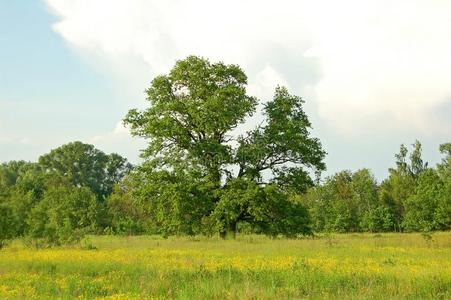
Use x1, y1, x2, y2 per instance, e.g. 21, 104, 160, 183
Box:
27, 183, 99, 246
360, 206, 395, 232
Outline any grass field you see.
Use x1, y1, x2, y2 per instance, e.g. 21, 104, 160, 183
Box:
0, 233, 450, 299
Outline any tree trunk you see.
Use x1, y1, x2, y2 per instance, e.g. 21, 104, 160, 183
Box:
229, 222, 237, 239
219, 222, 237, 239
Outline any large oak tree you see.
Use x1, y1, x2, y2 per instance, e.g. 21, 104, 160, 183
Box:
124, 56, 326, 236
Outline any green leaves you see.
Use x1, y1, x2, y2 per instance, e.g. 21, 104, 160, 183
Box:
0, 143, 132, 245
212, 178, 312, 236
0, 203, 15, 248
299, 169, 388, 233
402, 169, 450, 231
236, 86, 326, 190
301, 142, 451, 234
265, 87, 316, 155
126, 56, 256, 163
38, 141, 132, 201
27, 182, 99, 246
124, 56, 325, 236
438, 143, 451, 179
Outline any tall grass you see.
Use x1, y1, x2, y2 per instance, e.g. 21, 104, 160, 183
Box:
0, 232, 450, 299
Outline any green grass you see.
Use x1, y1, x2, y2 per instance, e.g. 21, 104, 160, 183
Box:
1, 232, 450, 299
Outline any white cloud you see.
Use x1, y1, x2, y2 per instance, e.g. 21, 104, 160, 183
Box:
302, 1, 451, 135
0, 126, 30, 145
247, 66, 290, 100
89, 121, 145, 163
45, 0, 451, 136
19, 138, 31, 145
90, 121, 129, 143
0, 137, 12, 143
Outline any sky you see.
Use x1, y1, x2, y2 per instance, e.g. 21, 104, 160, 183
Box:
1, 0, 450, 181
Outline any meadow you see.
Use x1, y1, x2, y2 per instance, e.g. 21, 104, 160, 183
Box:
0, 233, 450, 299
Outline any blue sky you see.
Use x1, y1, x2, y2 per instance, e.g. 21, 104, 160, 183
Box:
1, 0, 450, 181
0, 1, 129, 157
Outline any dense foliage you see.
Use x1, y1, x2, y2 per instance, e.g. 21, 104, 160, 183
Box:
123, 56, 326, 237
0, 143, 131, 246
299, 142, 451, 233
0, 56, 449, 246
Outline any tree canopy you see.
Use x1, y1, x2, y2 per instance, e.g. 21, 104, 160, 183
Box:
39, 141, 132, 201
124, 56, 326, 236
0, 142, 131, 246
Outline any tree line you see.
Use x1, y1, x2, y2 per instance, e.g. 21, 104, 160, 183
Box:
1, 56, 450, 246
300, 141, 450, 233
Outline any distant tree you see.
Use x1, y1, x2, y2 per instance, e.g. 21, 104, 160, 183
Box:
352, 169, 378, 215
409, 140, 428, 177
124, 56, 325, 237
0, 143, 132, 245
0, 162, 22, 242
295, 171, 357, 233
38, 141, 132, 201
0, 161, 28, 191
402, 169, 446, 231
13, 162, 48, 202
296, 187, 327, 232
27, 179, 99, 245
0, 162, 45, 237
379, 141, 427, 231
106, 175, 153, 235
437, 143, 451, 179
360, 205, 394, 232
352, 169, 394, 232
434, 179, 451, 230
0, 203, 15, 248
299, 169, 395, 233
322, 171, 359, 232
